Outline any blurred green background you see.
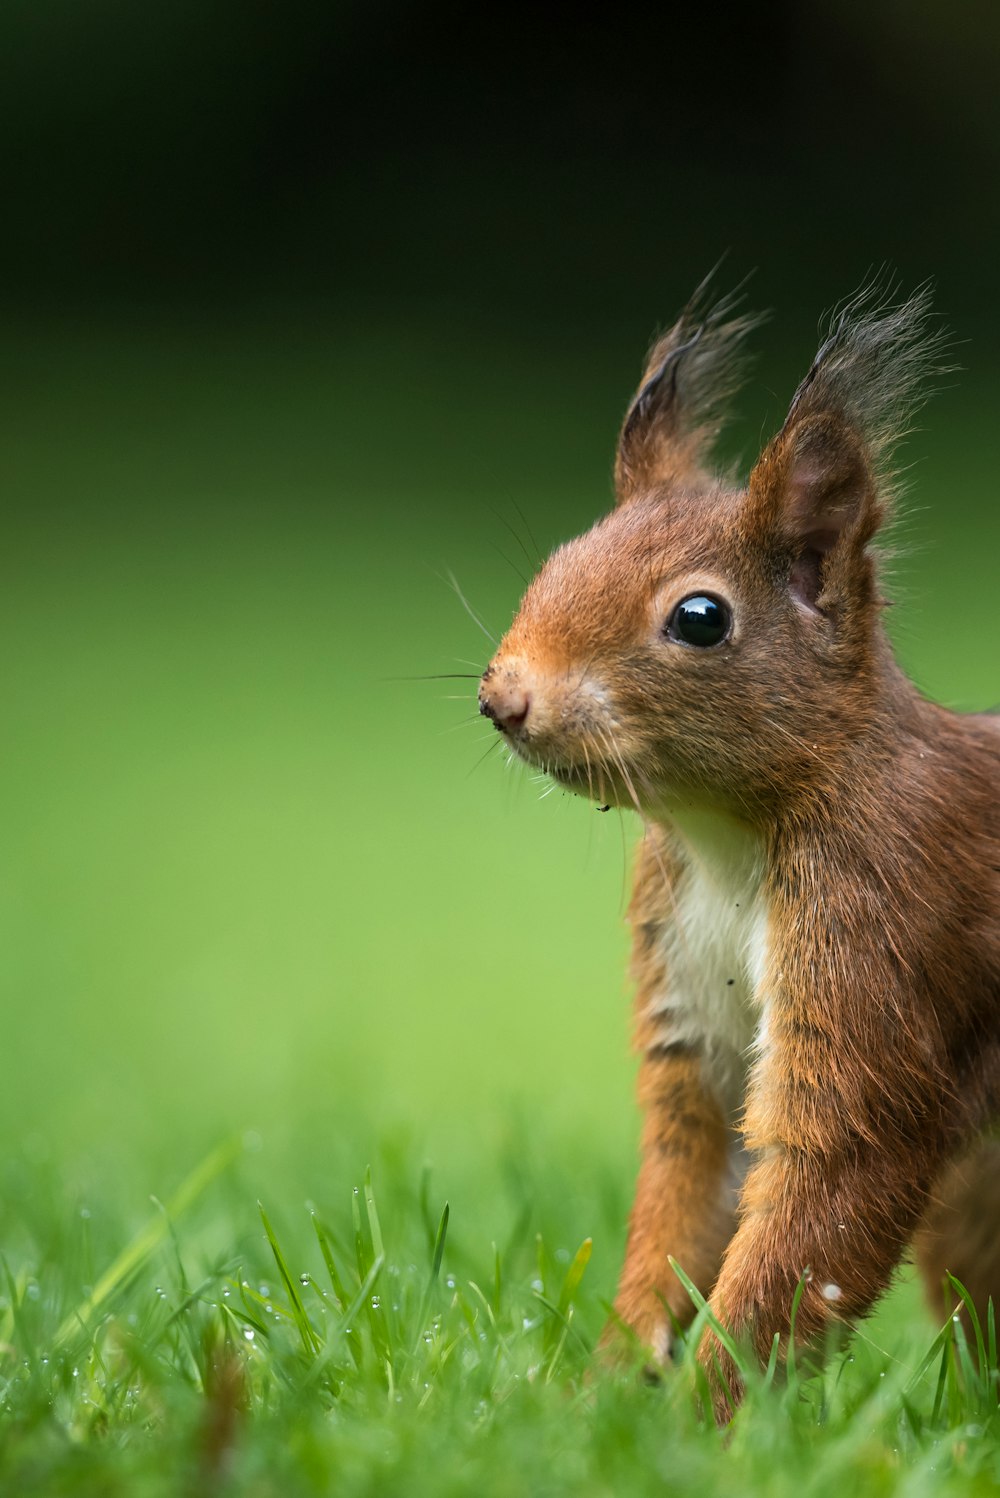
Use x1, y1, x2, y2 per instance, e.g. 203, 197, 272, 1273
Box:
0, 1, 997, 1230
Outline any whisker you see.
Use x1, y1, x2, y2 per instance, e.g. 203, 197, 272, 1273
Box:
596, 726, 676, 907
615, 799, 629, 916
582, 739, 595, 803
488, 539, 529, 587
438, 716, 487, 737
388, 673, 483, 682
467, 736, 504, 778
489, 503, 540, 576
610, 744, 644, 821
442, 568, 498, 647
509, 496, 544, 568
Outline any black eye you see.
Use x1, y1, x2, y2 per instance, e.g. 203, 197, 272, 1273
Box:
667, 594, 731, 648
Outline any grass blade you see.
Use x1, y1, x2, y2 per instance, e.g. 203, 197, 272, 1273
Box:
668, 1257, 742, 1363
412, 1201, 449, 1357
312, 1215, 362, 1369
946, 1274, 987, 1377
54, 1136, 240, 1350
363, 1167, 385, 1263
556, 1238, 592, 1318
259, 1201, 320, 1357
302, 1254, 385, 1393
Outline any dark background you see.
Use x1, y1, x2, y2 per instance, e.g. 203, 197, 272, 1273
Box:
1, 2, 997, 1171
4, 1, 1000, 330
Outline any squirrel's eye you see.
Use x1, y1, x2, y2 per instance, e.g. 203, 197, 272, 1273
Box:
667, 594, 731, 648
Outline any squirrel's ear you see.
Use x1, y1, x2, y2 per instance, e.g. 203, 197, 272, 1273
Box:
746, 280, 949, 613
615, 278, 762, 503
749, 411, 878, 613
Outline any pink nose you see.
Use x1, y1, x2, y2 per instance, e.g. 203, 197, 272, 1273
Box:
479, 678, 531, 733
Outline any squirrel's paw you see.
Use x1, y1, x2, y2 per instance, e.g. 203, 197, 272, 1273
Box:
595, 1308, 675, 1380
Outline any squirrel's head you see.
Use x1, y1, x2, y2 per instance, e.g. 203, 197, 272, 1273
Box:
479, 280, 947, 817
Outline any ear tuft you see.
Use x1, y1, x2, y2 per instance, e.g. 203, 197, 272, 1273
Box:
748, 277, 953, 617
615, 272, 765, 501
782, 275, 952, 501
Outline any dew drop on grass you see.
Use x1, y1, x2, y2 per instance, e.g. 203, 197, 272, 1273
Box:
243, 1328, 255, 1342
445, 1275, 456, 1290
258, 1284, 270, 1297
299, 1274, 309, 1286
222, 1288, 231, 1299
371, 1295, 381, 1310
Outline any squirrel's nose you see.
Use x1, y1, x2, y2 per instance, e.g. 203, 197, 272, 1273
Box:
479, 678, 531, 734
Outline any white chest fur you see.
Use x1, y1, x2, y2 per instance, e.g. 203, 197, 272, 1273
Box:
646, 804, 770, 1116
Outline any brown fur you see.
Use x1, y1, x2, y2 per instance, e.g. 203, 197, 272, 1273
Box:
477, 281, 1000, 1419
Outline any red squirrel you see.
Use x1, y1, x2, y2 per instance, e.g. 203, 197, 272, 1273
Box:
477, 281, 1000, 1417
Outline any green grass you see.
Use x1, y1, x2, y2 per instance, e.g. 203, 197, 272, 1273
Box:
3, 1133, 1000, 1497
0, 307, 998, 1492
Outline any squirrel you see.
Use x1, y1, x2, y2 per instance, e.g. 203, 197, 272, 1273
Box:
476, 279, 1000, 1418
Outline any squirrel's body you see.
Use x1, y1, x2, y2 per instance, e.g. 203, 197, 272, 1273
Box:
477, 282, 1000, 1415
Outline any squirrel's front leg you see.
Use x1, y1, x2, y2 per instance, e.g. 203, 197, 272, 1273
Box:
607, 832, 746, 1363
698, 972, 946, 1420
611, 1042, 739, 1362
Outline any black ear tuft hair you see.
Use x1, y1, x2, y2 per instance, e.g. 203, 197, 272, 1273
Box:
747, 277, 955, 631
615, 270, 766, 500
782, 274, 954, 501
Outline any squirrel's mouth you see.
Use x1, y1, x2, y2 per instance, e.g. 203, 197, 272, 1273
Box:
508, 739, 639, 812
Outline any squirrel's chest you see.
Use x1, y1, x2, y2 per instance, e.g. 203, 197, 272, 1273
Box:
644, 811, 770, 1112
